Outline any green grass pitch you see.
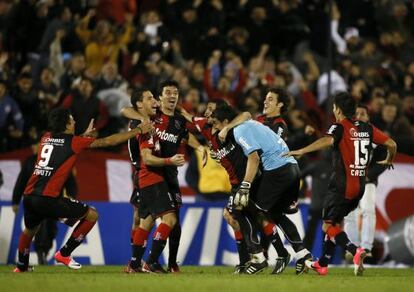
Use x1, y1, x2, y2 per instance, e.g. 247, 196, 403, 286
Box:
1, 266, 413, 292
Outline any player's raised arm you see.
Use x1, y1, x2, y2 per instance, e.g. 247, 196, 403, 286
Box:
218, 111, 252, 142
187, 133, 208, 167
121, 106, 145, 120
89, 121, 153, 148
141, 149, 185, 167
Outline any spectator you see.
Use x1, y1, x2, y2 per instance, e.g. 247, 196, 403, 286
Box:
0, 79, 24, 151
61, 76, 108, 135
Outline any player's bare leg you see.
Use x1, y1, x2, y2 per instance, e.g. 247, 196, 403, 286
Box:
223, 208, 249, 273
55, 207, 98, 270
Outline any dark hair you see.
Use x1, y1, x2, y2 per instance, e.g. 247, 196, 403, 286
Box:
130, 89, 149, 110
48, 107, 71, 134
356, 103, 369, 112
210, 99, 229, 110
159, 80, 179, 95
268, 87, 291, 114
333, 91, 356, 119
211, 104, 238, 122
18, 72, 32, 80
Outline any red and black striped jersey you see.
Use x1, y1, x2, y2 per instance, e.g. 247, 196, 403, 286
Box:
326, 119, 389, 200
137, 130, 165, 189
24, 132, 95, 197
256, 114, 288, 140
191, 117, 247, 186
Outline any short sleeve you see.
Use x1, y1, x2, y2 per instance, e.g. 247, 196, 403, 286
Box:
372, 125, 389, 145
191, 117, 213, 140
325, 123, 343, 144
71, 136, 96, 153
234, 125, 261, 156
139, 133, 155, 151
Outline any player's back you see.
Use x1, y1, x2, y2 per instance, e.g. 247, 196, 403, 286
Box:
24, 132, 93, 197
234, 120, 296, 171
330, 119, 375, 199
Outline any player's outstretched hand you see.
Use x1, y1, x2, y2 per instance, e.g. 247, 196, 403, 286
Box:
82, 119, 97, 138
283, 149, 303, 158
139, 121, 154, 134
377, 159, 394, 170
170, 154, 185, 166
218, 126, 229, 142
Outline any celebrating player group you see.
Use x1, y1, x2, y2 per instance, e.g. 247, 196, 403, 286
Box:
13, 80, 396, 277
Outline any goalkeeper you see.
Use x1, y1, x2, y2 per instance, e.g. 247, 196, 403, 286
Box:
210, 106, 302, 274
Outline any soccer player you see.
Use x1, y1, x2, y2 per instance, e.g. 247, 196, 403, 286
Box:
253, 88, 313, 274
210, 106, 302, 274
124, 90, 186, 274
13, 107, 152, 272
285, 92, 397, 276
343, 104, 388, 258
179, 100, 253, 273
122, 80, 206, 272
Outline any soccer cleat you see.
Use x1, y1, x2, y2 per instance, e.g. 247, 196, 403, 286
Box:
244, 260, 268, 275
124, 263, 145, 274
364, 249, 372, 258
167, 263, 181, 273
54, 251, 82, 270
142, 262, 168, 274
353, 247, 367, 276
13, 265, 34, 273
233, 264, 247, 274
295, 253, 313, 275
305, 260, 328, 276
272, 254, 291, 275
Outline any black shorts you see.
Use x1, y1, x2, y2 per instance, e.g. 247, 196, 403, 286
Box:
322, 184, 361, 224
252, 163, 300, 216
23, 195, 89, 229
138, 181, 176, 219
164, 167, 182, 207
129, 187, 140, 208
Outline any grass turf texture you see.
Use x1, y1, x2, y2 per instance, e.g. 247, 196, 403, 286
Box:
0, 266, 412, 292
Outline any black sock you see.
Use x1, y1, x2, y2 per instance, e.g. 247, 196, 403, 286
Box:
60, 237, 81, 257
17, 251, 29, 270
236, 238, 250, 265
268, 232, 289, 257
278, 215, 305, 252
233, 210, 262, 254
260, 233, 271, 258
148, 239, 167, 264
168, 223, 181, 266
130, 245, 146, 269
318, 237, 336, 267
335, 232, 357, 255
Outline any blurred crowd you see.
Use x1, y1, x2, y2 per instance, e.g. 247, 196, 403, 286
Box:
1, 0, 414, 155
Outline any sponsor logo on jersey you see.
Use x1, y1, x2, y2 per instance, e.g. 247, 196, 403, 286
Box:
349, 128, 369, 138
155, 128, 179, 143
43, 138, 65, 144
211, 143, 236, 160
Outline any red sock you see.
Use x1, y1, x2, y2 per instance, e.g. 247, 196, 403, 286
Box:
18, 233, 33, 254
263, 223, 277, 236
72, 219, 96, 241
153, 223, 172, 241
234, 230, 243, 241
133, 228, 150, 246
